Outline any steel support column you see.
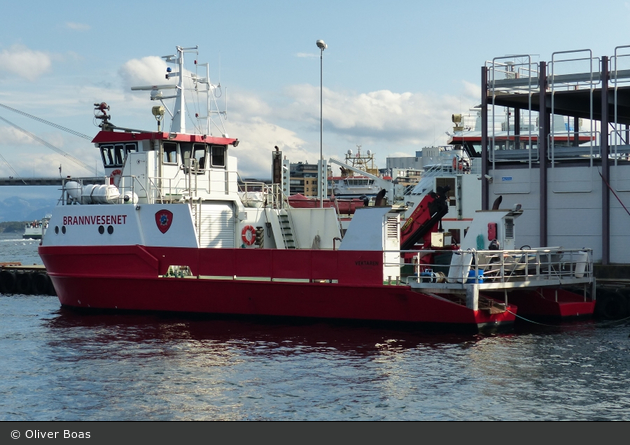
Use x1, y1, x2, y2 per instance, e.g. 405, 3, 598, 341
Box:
514, 108, 520, 150
601, 56, 610, 265
481, 66, 489, 211
538, 62, 548, 247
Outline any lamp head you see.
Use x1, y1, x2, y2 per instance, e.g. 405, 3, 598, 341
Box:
316, 40, 327, 50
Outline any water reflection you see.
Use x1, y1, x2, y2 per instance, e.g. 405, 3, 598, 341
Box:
45, 307, 489, 356
37, 308, 495, 420
3, 296, 629, 421
5, 235, 630, 420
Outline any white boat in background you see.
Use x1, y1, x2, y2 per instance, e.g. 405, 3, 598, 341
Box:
23, 217, 49, 239
396, 106, 594, 247
328, 146, 391, 200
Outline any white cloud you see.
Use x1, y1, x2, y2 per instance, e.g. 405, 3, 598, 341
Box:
462, 80, 480, 99
119, 56, 169, 90
118, 56, 225, 109
277, 82, 479, 145
65, 22, 91, 31
226, 118, 309, 178
0, 45, 52, 81
0, 125, 36, 145
0, 124, 99, 178
215, 81, 479, 178
228, 92, 273, 120
113, 54, 480, 178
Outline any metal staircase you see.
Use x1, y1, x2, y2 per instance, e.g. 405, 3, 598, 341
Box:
278, 210, 296, 249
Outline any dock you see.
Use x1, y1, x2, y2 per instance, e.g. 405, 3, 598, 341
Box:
0, 263, 56, 296
591, 264, 630, 320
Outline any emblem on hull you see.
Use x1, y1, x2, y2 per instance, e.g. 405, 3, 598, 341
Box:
155, 209, 173, 233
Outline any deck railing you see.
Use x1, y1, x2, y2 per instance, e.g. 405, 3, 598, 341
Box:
397, 247, 593, 290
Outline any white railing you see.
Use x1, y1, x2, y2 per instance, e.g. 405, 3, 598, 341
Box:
392, 247, 593, 289
238, 181, 287, 209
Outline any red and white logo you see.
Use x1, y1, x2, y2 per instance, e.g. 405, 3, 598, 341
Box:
155, 209, 173, 234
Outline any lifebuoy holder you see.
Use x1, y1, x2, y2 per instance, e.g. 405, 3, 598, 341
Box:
451, 156, 470, 172
241, 225, 256, 245
110, 169, 122, 186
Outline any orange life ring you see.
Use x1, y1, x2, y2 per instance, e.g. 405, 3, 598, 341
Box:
452, 156, 467, 172
241, 225, 256, 245
110, 169, 122, 185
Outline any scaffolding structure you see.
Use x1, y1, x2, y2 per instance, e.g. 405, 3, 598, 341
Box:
481, 46, 630, 264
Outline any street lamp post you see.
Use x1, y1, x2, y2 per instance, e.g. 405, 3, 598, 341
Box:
316, 39, 327, 208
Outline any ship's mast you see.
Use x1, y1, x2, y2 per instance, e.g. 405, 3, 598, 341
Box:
130, 45, 198, 134
131, 45, 230, 136
168, 46, 198, 133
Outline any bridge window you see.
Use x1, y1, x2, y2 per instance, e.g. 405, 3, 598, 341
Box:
211, 145, 226, 168
163, 142, 178, 164
100, 143, 137, 168
193, 144, 207, 171
180, 142, 192, 169
180, 143, 207, 174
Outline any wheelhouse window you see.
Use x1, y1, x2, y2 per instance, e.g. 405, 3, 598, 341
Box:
179, 143, 207, 175
193, 144, 207, 170
210, 145, 226, 168
100, 143, 137, 168
180, 143, 207, 174
163, 142, 178, 164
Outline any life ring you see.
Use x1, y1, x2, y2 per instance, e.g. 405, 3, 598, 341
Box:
110, 169, 122, 186
452, 156, 469, 172
241, 225, 256, 246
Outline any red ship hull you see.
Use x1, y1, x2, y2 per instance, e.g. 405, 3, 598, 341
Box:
495, 288, 596, 320
39, 244, 516, 333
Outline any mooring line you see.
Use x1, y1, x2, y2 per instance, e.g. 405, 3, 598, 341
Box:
508, 309, 630, 329
507, 309, 557, 327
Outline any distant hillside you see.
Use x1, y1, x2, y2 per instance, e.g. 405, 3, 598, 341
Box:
0, 221, 26, 233
0, 196, 57, 224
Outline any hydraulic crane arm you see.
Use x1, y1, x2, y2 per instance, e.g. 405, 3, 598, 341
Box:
400, 186, 450, 250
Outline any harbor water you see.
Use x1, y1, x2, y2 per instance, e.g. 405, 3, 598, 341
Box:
1, 233, 630, 421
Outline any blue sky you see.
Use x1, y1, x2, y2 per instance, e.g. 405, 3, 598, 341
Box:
2, 0, 630, 201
